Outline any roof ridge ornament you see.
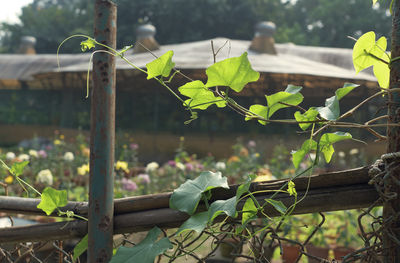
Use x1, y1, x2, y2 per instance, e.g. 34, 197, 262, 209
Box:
249, 21, 277, 55
133, 23, 160, 53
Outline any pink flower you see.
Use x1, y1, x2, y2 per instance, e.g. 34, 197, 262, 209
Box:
248, 140, 256, 148
167, 160, 176, 167
38, 150, 47, 158
185, 163, 194, 171
138, 173, 150, 184
129, 143, 139, 150
121, 178, 137, 191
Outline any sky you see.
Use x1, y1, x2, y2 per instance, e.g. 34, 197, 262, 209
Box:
0, 0, 33, 24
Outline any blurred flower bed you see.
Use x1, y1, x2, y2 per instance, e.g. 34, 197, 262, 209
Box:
0, 132, 380, 254
0, 132, 370, 202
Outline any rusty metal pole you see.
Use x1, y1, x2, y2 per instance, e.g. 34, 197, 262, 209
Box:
384, 1, 400, 262
88, 0, 116, 262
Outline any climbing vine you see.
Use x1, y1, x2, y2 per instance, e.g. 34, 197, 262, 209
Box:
1, 0, 398, 262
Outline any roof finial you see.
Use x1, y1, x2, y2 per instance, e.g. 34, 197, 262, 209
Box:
249, 21, 277, 55
133, 24, 160, 53
18, 36, 36, 55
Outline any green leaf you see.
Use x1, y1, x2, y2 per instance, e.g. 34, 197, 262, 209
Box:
37, 187, 68, 215
80, 38, 96, 52
242, 198, 258, 225
291, 139, 318, 169
335, 83, 359, 100
265, 87, 303, 118
246, 104, 268, 125
319, 132, 352, 163
205, 52, 260, 92
110, 227, 172, 263
10, 161, 29, 177
146, 50, 175, 80
73, 234, 88, 261
353, 31, 387, 73
176, 212, 209, 235
179, 80, 226, 110
169, 171, 229, 215
265, 199, 287, 215
373, 61, 390, 89
294, 108, 319, 131
317, 83, 359, 121
288, 181, 297, 197
236, 174, 256, 201
208, 196, 237, 223
246, 86, 303, 124
317, 95, 339, 121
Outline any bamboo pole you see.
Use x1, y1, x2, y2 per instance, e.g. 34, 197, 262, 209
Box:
0, 166, 370, 217
0, 182, 378, 244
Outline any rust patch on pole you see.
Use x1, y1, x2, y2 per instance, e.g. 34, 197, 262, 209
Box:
88, 0, 117, 262
384, 1, 400, 262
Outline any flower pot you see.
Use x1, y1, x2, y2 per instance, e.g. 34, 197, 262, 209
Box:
306, 245, 330, 263
282, 244, 301, 263
333, 246, 355, 262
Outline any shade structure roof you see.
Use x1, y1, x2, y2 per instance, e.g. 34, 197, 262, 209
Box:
0, 37, 376, 92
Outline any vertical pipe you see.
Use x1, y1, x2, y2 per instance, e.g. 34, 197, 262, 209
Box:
88, 0, 116, 262
384, 1, 400, 262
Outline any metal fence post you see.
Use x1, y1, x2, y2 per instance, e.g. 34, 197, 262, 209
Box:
88, 0, 117, 262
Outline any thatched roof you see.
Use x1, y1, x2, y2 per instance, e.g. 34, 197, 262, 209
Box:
0, 38, 376, 91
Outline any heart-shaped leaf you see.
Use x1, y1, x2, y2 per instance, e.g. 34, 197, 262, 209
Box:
110, 227, 172, 263
291, 139, 318, 169
265, 199, 287, 215
353, 31, 387, 73
146, 50, 175, 80
179, 80, 226, 110
10, 161, 29, 177
208, 196, 237, 223
242, 198, 258, 225
319, 132, 352, 163
37, 187, 68, 215
169, 171, 229, 215
175, 211, 210, 235
73, 234, 88, 260
294, 108, 319, 131
205, 52, 260, 92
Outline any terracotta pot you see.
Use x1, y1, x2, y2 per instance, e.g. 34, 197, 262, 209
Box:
306, 245, 330, 263
282, 244, 301, 263
333, 246, 355, 262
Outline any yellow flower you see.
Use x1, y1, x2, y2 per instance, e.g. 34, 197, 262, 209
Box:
82, 147, 90, 157
228, 155, 240, 163
5, 176, 13, 184
123, 144, 127, 149
77, 164, 90, 175
239, 147, 249, 157
59, 134, 65, 140
115, 161, 129, 173
54, 139, 61, 145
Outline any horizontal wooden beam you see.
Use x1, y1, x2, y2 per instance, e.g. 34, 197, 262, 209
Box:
0, 183, 379, 244
0, 166, 371, 217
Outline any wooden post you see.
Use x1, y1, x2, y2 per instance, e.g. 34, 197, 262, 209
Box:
88, 0, 116, 262
384, 1, 400, 261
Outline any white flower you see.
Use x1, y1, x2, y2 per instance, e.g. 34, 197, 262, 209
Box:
338, 151, 346, 158
28, 150, 38, 158
349, 148, 359, 155
216, 162, 226, 170
36, 169, 53, 185
63, 152, 75, 162
5, 152, 15, 160
18, 154, 30, 161
176, 162, 185, 171
145, 162, 159, 173
309, 153, 316, 161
